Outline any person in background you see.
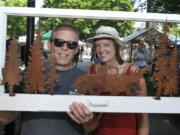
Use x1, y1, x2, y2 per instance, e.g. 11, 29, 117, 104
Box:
133, 41, 151, 68
85, 26, 149, 135
79, 45, 84, 62
0, 24, 93, 135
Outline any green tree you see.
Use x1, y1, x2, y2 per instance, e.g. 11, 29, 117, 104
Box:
134, 0, 180, 14
169, 24, 180, 37
38, 0, 135, 40
1, 0, 135, 39
0, 0, 27, 36
146, 0, 180, 36
147, 0, 180, 14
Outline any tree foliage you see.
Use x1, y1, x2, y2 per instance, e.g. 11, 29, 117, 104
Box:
1, 0, 179, 38
146, 0, 180, 36
134, 0, 180, 36
133, 0, 180, 14
0, 0, 27, 36
38, 0, 135, 40
147, 0, 180, 14
169, 24, 180, 37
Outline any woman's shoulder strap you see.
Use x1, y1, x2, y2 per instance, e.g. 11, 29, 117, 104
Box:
89, 64, 97, 74
124, 63, 139, 74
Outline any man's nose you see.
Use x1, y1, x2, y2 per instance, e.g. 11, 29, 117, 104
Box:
61, 43, 68, 50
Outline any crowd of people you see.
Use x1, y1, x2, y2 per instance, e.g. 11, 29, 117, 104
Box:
0, 24, 149, 135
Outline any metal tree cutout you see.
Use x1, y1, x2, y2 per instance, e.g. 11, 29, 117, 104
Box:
3, 35, 22, 96
74, 65, 142, 96
152, 21, 179, 99
24, 32, 47, 93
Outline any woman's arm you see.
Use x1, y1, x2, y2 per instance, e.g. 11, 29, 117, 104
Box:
0, 111, 18, 125
137, 113, 149, 135
137, 78, 150, 135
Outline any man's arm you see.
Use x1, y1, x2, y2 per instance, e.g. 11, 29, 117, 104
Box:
0, 112, 18, 125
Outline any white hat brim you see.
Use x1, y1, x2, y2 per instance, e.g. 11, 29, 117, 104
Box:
86, 34, 123, 47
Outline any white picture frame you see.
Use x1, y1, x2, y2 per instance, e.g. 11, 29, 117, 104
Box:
0, 7, 180, 113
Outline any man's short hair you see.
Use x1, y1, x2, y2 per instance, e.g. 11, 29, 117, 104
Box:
51, 24, 79, 40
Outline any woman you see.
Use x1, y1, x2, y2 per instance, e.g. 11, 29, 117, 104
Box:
85, 26, 149, 135
133, 40, 150, 68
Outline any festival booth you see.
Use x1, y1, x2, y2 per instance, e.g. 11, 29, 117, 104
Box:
123, 27, 176, 62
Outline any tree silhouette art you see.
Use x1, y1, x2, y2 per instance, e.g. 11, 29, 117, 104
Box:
3, 35, 22, 96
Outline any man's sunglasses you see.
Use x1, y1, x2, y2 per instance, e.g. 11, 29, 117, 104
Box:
53, 39, 78, 49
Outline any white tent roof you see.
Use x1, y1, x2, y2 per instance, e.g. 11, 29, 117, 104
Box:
123, 27, 154, 43
123, 27, 177, 45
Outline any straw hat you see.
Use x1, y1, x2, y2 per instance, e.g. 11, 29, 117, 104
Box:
86, 26, 123, 47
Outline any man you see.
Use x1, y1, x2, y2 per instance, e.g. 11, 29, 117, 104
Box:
0, 24, 93, 135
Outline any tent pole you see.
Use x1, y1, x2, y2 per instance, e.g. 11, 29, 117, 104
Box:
25, 0, 35, 66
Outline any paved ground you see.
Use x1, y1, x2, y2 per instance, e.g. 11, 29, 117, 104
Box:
77, 57, 91, 72
149, 114, 180, 135
0, 126, 4, 135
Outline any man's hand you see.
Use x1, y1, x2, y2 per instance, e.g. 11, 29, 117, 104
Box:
67, 101, 94, 124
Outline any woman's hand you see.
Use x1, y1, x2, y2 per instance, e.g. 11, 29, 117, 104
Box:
67, 101, 94, 124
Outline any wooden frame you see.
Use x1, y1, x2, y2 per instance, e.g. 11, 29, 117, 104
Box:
0, 7, 180, 113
